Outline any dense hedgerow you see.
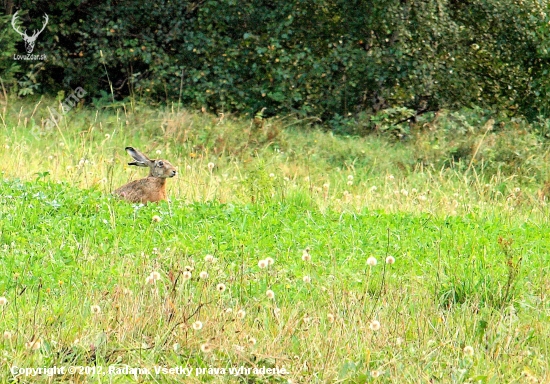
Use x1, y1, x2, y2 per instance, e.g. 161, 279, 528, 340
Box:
2, 0, 550, 127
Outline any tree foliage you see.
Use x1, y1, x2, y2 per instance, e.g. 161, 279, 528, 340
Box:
1, 0, 549, 125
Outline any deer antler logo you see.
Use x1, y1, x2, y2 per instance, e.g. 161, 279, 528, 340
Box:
11, 11, 49, 54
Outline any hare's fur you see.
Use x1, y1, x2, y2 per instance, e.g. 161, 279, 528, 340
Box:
114, 147, 177, 204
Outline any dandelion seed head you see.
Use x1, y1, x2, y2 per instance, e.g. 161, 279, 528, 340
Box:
371, 370, 381, 378
199, 271, 208, 279
151, 271, 161, 281
370, 320, 381, 331
90, 305, 101, 314
26, 340, 41, 350
205, 254, 215, 262
0, 297, 8, 306
385, 256, 396, 265
367, 256, 377, 267
192, 321, 203, 330
152, 215, 162, 222
182, 271, 192, 280
303, 275, 311, 283
200, 343, 212, 353
236, 309, 246, 319
266, 290, 275, 299
3, 331, 12, 339
327, 313, 335, 323
347, 175, 354, 181
463, 345, 474, 356
216, 283, 226, 292
258, 259, 268, 269
207, 162, 215, 171
302, 249, 311, 262
265, 257, 275, 266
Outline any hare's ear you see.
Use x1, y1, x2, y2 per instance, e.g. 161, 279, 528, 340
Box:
125, 147, 152, 167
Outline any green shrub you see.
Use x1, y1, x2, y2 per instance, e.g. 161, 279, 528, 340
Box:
2, 0, 550, 124
0, 14, 21, 88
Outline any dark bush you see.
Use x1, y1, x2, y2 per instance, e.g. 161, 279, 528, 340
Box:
2, 0, 549, 125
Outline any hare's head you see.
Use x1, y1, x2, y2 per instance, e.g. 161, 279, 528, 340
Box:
125, 147, 177, 178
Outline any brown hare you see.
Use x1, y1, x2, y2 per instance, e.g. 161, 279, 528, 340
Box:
114, 147, 177, 204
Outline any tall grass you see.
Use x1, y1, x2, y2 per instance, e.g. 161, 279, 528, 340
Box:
0, 96, 549, 383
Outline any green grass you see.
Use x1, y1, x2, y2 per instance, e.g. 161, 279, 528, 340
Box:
0, 97, 549, 383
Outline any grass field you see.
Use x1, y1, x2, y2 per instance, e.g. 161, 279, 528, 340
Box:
0, 97, 549, 383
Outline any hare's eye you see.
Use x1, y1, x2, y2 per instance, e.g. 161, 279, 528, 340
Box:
157, 161, 164, 167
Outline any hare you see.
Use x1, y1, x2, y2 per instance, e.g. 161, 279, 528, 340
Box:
114, 147, 177, 204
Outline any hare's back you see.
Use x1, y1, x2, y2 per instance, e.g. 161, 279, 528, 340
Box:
114, 178, 166, 203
